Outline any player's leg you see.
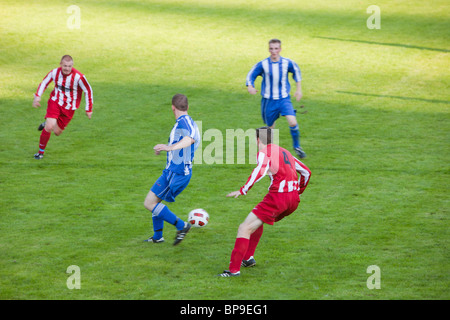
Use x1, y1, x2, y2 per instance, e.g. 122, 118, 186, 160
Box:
145, 170, 191, 245
242, 224, 263, 267
35, 118, 57, 159
154, 201, 187, 233
36, 118, 69, 159
281, 98, 306, 158
145, 173, 170, 242
36, 100, 59, 159
242, 192, 293, 267
237, 212, 264, 239
43, 117, 66, 135
285, 115, 301, 148
221, 213, 263, 276
261, 98, 280, 129
159, 172, 190, 231
35, 102, 72, 159
220, 192, 283, 277
144, 190, 166, 243
261, 98, 269, 126
52, 107, 74, 136
167, 172, 192, 245
144, 189, 162, 211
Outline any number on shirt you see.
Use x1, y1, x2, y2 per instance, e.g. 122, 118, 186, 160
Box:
282, 151, 292, 167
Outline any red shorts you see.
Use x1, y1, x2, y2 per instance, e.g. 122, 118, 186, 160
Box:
45, 99, 75, 130
252, 192, 300, 225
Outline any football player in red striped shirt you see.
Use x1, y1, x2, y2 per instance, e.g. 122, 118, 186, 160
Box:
32, 55, 93, 159
218, 126, 311, 277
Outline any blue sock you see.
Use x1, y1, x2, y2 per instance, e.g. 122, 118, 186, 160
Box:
290, 124, 300, 149
151, 216, 164, 240
153, 203, 185, 231
151, 204, 165, 239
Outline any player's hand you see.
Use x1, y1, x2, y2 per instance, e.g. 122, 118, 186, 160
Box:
247, 86, 258, 95
153, 144, 170, 155
294, 91, 302, 101
32, 97, 41, 108
226, 190, 241, 198
86, 112, 93, 119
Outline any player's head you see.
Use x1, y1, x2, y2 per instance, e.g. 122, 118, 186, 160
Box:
269, 39, 281, 46
268, 39, 282, 59
172, 94, 189, 112
256, 126, 273, 147
60, 55, 74, 75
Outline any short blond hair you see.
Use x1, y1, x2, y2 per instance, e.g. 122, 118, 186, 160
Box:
60, 55, 73, 63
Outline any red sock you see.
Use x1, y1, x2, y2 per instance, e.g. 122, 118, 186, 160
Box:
39, 129, 51, 154
244, 225, 263, 260
229, 237, 249, 273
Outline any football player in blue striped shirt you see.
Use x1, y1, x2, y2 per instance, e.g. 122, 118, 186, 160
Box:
246, 39, 306, 158
143, 94, 200, 245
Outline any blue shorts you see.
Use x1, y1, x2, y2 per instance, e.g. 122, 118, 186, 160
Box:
261, 97, 296, 127
151, 169, 192, 203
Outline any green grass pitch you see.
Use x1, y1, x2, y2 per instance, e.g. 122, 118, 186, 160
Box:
0, 0, 449, 300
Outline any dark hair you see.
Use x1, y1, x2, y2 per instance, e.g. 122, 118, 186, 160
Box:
60, 55, 73, 63
256, 126, 273, 145
268, 39, 281, 46
172, 94, 188, 111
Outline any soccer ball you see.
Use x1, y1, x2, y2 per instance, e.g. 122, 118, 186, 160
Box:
188, 209, 209, 227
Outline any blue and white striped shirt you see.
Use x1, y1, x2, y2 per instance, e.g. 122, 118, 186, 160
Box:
246, 56, 302, 100
166, 115, 200, 175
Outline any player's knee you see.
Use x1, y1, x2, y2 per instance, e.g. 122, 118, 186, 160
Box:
44, 122, 55, 133
237, 223, 252, 238
144, 198, 156, 212
287, 118, 297, 127
45, 122, 63, 136
54, 125, 64, 136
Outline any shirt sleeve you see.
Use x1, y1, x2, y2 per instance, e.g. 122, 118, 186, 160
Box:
240, 151, 271, 195
35, 70, 55, 98
293, 157, 311, 194
288, 60, 302, 82
78, 75, 94, 112
177, 117, 198, 142
246, 61, 264, 87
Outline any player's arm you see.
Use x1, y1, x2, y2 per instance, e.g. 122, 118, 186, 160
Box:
247, 84, 258, 95
246, 62, 263, 95
226, 190, 242, 198
293, 157, 311, 194
153, 136, 194, 154
289, 60, 302, 101
78, 75, 94, 119
294, 81, 302, 101
227, 152, 270, 198
33, 71, 54, 108
32, 96, 41, 108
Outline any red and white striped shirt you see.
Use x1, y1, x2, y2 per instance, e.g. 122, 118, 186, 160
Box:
35, 67, 93, 112
240, 144, 311, 195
